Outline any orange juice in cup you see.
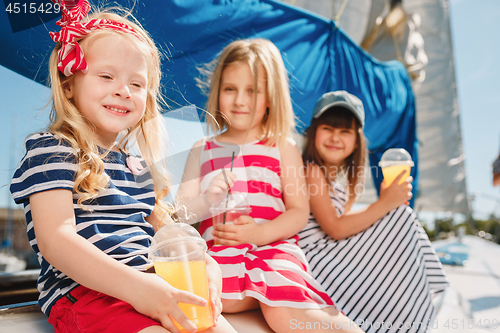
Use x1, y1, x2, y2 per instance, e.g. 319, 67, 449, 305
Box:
149, 223, 213, 332
379, 148, 414, 186
153, 261, 213, 331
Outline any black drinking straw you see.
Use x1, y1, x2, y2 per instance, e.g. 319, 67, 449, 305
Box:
222, 152, 235, 224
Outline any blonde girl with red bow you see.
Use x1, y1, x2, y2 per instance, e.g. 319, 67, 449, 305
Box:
10, 1, 236, 332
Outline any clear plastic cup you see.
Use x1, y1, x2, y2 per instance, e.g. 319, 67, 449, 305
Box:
148, 223, 213, 332
210, 192, 251, 245
378, 148, 414, 186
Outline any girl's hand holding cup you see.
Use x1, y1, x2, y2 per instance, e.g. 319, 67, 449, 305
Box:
379, 171, 413, 211
378, 148, 414, 210
132, 271, 206, 333
213, 215, 261, 246
210, 192, 254, 246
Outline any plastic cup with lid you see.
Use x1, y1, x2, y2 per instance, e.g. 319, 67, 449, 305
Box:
148, 223, 213, 332
378, 148, 414, 186
209, 192, 251, 245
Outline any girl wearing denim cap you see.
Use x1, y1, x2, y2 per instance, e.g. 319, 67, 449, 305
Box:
298, 91, 448, 333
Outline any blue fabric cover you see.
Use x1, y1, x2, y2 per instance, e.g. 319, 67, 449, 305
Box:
0, 0, 418, 204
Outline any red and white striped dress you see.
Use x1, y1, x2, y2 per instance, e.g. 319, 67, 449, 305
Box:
198, 137, 334, 309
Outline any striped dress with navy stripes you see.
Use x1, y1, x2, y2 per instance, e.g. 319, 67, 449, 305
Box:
198, 137, 334, 309
298, 181, 448, 332
10, 133, 156, 316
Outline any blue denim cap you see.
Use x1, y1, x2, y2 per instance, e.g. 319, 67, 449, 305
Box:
312, 91, 365, 128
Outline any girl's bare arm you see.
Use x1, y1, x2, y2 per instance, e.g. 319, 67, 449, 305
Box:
175, 140, 207, 222
257, 140, 310, 244
308, 163, 412, 240
176, 140, 235, 224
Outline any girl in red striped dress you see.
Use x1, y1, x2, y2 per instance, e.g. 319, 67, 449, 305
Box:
177, 38, 363, 333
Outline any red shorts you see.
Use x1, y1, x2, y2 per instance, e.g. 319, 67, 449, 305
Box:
48, 285, 161, 333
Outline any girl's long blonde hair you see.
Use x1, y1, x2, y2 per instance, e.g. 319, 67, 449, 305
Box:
303, 108, 367, 212
48, 7, 171, 217
197, 38, 295, 147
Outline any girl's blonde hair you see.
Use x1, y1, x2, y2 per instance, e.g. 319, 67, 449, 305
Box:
302, 108, 367, 212
48, 7, 171, 218
198, 38, 295, 147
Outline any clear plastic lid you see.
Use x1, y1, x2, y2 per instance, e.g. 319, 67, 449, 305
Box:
148, 223, 207, 262
378, 148, 414, 168
210, 192, 250, 212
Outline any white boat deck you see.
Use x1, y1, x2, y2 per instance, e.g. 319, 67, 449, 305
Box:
431, 236, 500, 332
0, 303, 273, 333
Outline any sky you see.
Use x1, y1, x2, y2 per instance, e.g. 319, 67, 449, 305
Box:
448, 0, 500, 219
0, 0, 499, 224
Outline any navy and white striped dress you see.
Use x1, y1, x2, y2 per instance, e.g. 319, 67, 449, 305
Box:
298, 181, 448, 333
10, 133, 156, 316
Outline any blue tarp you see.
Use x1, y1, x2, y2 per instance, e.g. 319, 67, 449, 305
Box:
0, 0, 418, 204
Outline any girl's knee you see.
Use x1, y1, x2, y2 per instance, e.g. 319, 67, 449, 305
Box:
260, 305, 297, 332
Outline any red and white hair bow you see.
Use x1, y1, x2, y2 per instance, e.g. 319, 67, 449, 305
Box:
49, 0, 141, 76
